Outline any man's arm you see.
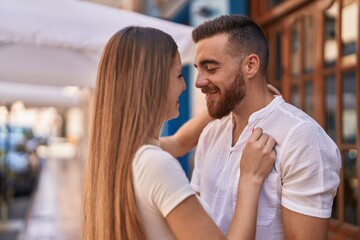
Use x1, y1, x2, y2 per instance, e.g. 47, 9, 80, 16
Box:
160, 111, 212, 157
282, 207, 328, 240
280, 123, 340, 240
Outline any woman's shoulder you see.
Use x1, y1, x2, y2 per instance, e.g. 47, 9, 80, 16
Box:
135, 144, 171, 161
133, 144, 181, 173
132, 144, 192, 202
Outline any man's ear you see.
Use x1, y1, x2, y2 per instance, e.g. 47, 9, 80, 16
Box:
242, 54, 260, 79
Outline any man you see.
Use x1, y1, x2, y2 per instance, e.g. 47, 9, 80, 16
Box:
189, 15, 341, 240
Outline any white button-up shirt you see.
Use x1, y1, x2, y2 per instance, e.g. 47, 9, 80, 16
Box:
191, 96, 341, 240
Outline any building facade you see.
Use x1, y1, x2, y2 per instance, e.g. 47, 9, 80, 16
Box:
251, 0, 359, 239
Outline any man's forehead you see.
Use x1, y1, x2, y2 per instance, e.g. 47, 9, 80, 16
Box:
196, 34, 228, 49
194, 39, 230, 65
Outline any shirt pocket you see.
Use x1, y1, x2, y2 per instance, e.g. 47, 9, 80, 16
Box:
233, 171, 278, 226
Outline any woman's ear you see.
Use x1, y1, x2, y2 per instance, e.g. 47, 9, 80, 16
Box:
242, 54, 260, 79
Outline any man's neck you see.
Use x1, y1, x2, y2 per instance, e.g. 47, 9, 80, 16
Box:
231, 83, 274, 146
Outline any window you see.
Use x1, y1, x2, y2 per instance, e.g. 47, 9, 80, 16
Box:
325, 75, 336, 141
252, 0, 360, 238
324, 2, 338, 68
305, 80, 313, 116
342, 71, 357, 144
304, 16, 313, 73
268, 0, 286, 8
341, 0, 358, 66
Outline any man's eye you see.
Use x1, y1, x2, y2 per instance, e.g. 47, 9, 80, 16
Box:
178, 74, 183, 79
207, 68, 216, 73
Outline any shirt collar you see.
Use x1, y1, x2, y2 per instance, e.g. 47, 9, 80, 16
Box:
248, 95, 284, 124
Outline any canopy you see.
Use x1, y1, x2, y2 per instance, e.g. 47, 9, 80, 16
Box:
0, 0, 195, 107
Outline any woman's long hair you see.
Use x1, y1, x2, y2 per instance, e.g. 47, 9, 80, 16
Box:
82, 26, 178, 240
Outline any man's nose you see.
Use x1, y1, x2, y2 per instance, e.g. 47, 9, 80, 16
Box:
195, 74, 209, 88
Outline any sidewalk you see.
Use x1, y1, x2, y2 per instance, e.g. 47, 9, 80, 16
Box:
0, 196, 28, 240
18, 156, 83, 240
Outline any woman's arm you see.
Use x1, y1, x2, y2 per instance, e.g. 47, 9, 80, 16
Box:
166, 195, 226, 239
160, 111, 212, 157
227, 128, 276, 239
160, 84, 279, 158
165, 128, 276, 240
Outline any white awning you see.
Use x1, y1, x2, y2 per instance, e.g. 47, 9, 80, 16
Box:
0, 0, 194, 88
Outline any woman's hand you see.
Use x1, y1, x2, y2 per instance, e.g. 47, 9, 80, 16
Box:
228, 128, 276, 240
240, 127, 276, 185
160, 111, 212, 157
267, 84, 281, 96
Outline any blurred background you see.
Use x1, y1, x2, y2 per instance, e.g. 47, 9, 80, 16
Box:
0, 0, 358, 239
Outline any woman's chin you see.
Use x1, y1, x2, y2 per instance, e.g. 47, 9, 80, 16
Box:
165, 111, 179, 121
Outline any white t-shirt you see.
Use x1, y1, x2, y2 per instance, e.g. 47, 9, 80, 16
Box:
133, 145, 209, 240
190, 96, 341, 240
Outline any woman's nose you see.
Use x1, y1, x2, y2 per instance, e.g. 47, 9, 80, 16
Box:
181, 78, 186, 92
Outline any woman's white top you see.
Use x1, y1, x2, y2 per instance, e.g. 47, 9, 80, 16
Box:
133, 144, 208, 240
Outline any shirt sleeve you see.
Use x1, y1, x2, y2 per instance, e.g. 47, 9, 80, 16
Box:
134, 147, 195, 217
280, 122, 341, 218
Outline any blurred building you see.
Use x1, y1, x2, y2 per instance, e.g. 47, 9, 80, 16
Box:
250, 1, 358, 238
89, 0, 188, 19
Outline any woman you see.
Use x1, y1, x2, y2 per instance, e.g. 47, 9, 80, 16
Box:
82, 26, 276, 240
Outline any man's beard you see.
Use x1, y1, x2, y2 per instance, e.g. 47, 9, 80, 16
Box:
206, 72, 246, 119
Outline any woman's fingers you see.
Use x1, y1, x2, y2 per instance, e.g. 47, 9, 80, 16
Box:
267, 84, 281, 96
265, 137, 276, 152
257, 133, 269, 146
240, 127, 276, 184
250, 128, 276, 150
249, 127, 263, 141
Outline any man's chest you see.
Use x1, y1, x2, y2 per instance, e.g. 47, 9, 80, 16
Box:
199, 145, 281, 228
199, 144, 243, 199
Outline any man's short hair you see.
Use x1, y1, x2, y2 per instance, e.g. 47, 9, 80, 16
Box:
192, 15, 269, 75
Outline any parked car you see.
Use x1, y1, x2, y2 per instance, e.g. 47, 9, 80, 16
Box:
1, 126, 43, 196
